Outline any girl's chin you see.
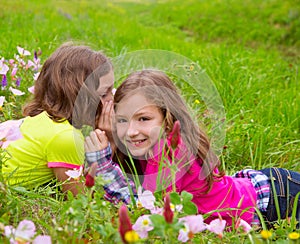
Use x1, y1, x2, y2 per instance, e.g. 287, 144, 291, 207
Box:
127, 148, 148, 159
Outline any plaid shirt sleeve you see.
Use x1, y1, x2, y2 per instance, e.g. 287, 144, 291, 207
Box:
233, 169, 270, 225
85, 146, 137, 205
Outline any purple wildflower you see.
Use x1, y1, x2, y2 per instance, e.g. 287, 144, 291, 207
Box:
16, 77, 21, 87
2, 75, 7, 87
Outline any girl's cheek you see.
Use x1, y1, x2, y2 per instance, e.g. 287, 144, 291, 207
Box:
116, 127, 125, 141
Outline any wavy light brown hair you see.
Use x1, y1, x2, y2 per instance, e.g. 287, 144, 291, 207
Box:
23, 42, 112, 128
113, 69, 224, 192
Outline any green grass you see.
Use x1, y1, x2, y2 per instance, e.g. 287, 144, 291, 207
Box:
0, 0, 299, 243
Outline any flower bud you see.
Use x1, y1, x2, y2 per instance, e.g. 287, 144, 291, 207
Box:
119, 205, 133, 243
168, 120, 180, 149
163, 193, 174, 224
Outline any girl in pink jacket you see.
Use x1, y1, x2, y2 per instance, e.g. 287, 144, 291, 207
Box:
85, 69, 300, 228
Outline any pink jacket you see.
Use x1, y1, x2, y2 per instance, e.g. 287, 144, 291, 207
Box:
142, 138, 257, 226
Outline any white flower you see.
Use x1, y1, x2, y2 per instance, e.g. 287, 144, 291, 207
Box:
170, 202, 183, 213
0, 58, 9, 75
178, 223, 189, 242
9, 87, 25, 96
206, 219, 226, 237
32, 235, 52, 244
0, 96, 5, 107
65, 166, 83, 180
237, 219, 252, 233
137, 186, 157, 210
4, 220, 36, 242
0, 119, 23, 148
132, 215, 154, 238
178, 215, 206, 242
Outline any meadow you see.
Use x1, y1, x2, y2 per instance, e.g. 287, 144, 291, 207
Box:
0, 0, 299, 243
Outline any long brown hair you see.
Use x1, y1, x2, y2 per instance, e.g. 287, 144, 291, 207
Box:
23, 42, 112, 128
113, 69, 224, 192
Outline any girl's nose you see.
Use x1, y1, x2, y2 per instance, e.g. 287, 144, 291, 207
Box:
126, 121, 139, 137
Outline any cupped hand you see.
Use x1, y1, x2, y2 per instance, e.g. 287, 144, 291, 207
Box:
84, 129, 109, 153
97, 100, 114, 138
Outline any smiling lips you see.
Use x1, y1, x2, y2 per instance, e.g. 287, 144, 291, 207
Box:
127, 138, 147, 147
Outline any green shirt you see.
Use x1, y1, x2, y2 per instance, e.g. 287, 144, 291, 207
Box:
2, 111, 84, 188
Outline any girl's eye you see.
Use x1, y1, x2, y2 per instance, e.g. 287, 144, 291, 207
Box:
139, 117, 150, 122
117, 118, 127, 123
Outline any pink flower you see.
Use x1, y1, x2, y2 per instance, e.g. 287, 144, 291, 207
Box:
178, 215, 206, 242
33, 72, 40, 81
28, 85, 35, 94
11, 66, 18, 77
4, 219, 36, 242
132, 215, 153, 238
236, 219, 252, 233
137, 186, 156, 210
206, 219, 226, 238
4, 220, 52, 244
0, 119, 23, 148
0, 58, 9, 75
163, 193, 174, 224
17, 46, 31, 56
180, 215, 206, 233
118, 204, 133, 243
136, 187, 163, 214
9, 59, 15, 65
27, 59, 41, 71
32, 235, 52, 244
9, 87, 25, 96
14, 54, 26, 67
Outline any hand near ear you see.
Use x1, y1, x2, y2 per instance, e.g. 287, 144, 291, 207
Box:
97, 101, 114, 141
84, 129, 108, 153
84, 129, 109, 187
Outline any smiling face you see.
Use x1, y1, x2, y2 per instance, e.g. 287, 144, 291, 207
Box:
115, 93, 165, 158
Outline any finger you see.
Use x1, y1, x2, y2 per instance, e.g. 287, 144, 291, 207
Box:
97, 102, 108, 129
98, 102, 114, 135
102, 101, 113, 126
89, 131, 100, 145
84, 137, 92, 152
106, 100, 114, 116
95, 129, 109, 148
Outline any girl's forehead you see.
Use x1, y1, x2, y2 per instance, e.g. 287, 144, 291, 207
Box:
115, 93, 158, 116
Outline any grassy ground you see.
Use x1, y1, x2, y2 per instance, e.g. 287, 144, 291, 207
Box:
0, 0, 299, 243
